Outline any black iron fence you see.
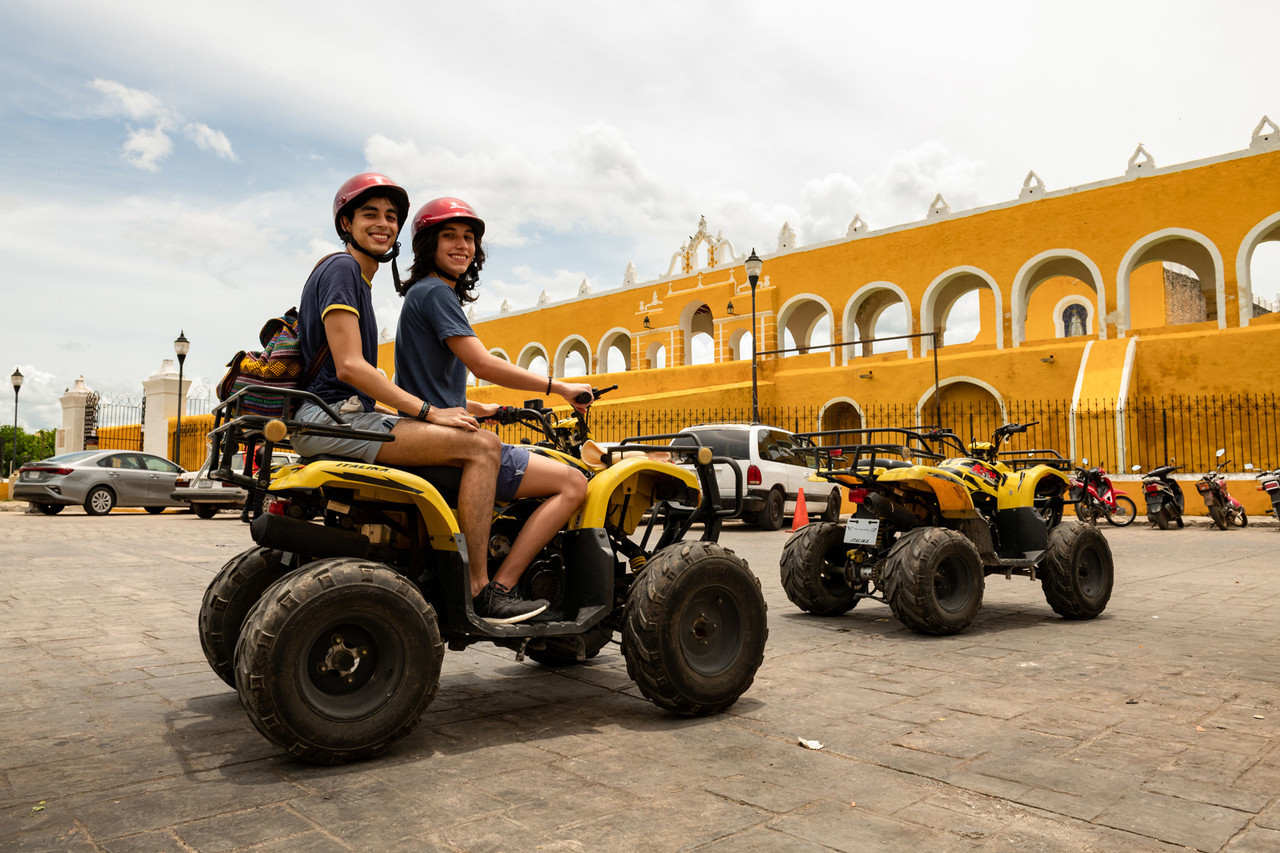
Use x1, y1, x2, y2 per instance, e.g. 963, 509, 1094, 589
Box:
506, 393, 1279, 475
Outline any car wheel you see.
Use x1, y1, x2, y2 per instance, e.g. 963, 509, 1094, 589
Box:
83, 486, 116, 516
144, 506, 166, 515
621, 541, 767, 716
193, 504, 219, 519
235, 558, 443, 764
754, 489, 785, 530
33, 503, 64, 515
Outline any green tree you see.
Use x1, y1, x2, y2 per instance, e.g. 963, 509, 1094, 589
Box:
1, 426, 56, 473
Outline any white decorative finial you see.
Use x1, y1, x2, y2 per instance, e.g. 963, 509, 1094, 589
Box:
577, 278, 592, 296
467, 306, 477, 322
927, 193, 951, 218
1020, 170, 1045, 200
500, 299, 511, 314
537, 290, 550, 306
624, 262, 638, 287
777, 221, 797, 251
1126, 143, 1155, 177
846, 214, 867, 237
1251, 116, 1278, 150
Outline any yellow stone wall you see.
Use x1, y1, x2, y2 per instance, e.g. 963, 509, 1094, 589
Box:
377, 143, 1280, 441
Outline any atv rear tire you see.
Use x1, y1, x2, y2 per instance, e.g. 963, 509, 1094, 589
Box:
199, 546, 295, 686
1040, 521, 1114, 619
881, 527, 984, 635
779, 521, 857, 616
235, 558, 443, 764
622, 541, 767, 716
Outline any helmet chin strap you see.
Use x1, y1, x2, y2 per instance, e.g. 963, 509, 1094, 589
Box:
344, 233, 402, 283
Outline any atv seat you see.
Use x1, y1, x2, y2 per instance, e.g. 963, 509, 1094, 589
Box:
299, 455, 463, 503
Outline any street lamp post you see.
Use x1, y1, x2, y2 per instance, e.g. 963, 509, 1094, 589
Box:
745, 249, 763, 423
9, 368, 22, 476
174, 332, 189, 467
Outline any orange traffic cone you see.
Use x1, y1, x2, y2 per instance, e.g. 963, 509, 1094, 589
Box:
792, 488, 809, 531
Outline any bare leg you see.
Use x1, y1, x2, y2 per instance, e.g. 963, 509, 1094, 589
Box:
374, 421, 501, 597
490, 453, 588, 591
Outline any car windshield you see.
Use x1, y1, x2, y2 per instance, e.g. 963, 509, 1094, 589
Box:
675, 429, 751, 459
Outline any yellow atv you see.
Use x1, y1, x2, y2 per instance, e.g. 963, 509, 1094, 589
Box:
780, 423, 1112, 635
197, 386, 767, 764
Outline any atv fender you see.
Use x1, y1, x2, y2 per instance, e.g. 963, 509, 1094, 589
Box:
573, 457, 699, 533
876, 467, 981, 518
270, 460, 462, 551
997, 465, 1071, 511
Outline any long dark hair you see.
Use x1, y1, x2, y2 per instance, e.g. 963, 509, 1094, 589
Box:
398, 223, 486, 304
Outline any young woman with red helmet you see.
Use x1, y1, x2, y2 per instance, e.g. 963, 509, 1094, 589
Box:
396, 197, 594, 623
293, 176, 526, 620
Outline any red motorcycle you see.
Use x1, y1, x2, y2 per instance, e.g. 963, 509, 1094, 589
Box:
1070, 460, 1137, 527
1198, 449, 1247, 530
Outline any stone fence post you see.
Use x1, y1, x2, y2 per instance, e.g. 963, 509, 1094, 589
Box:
142, 359, 188, 460
56, 377, 94, 455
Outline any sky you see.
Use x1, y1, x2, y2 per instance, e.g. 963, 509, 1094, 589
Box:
2, 0, 1278, 432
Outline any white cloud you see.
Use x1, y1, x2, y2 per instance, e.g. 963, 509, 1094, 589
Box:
90, 77, 238, 170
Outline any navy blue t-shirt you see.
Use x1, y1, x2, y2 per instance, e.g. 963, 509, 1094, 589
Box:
298, 253, 380, 411
394, 276, 472, 409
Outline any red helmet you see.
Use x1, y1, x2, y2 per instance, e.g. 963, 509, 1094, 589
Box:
332, 173, 409, 240
411, 197, 485, 240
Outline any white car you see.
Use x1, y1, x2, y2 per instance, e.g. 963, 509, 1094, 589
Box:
171, 450, 299, 518
673, 423, 843, 530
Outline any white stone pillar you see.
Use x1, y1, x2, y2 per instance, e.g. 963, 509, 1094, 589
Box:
57, 377, 94, 455
142, 359, 188, 459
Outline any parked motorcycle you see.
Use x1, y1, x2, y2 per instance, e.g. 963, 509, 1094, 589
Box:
1254, 465, 1280, 522
1197, 449, 1248, 530
1135, 463, 1184, 529
1070, 460, 1137, 527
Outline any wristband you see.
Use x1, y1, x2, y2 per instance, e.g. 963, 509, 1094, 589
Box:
417, 401, 431, 421
546, 376, 552, 395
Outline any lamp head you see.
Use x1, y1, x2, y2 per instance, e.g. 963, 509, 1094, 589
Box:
744, 249, 762, 288
174, 331, 190, 363
10, 367, 22, 391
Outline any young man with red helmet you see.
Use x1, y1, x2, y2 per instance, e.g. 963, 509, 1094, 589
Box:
294, 175, 543, 624
396, 197, 593, 623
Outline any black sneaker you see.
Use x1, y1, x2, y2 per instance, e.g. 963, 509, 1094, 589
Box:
474, 581, 548, 625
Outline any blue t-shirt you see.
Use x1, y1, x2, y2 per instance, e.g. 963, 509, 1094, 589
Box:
298, 253, 379, 411
394, 276, 473, 408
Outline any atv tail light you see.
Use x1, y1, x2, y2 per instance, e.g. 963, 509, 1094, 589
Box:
847, 488, 867, 504
747, 464, 762, 486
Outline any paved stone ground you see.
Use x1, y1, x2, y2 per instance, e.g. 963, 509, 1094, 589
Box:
0, 505, 1277, 852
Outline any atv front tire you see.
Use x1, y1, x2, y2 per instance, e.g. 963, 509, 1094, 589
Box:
881, 527, 984, 635
199, 546, 295, 686
622, 541, 767, 716
1040, 521, 1114, 619
779, 521, 857, 616
235, 558, 443, 764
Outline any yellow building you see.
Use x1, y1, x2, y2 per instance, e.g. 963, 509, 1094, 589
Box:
379, 119, 1280, 472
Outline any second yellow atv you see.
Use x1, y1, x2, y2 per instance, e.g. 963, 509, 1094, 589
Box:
780, 422, 1112, 635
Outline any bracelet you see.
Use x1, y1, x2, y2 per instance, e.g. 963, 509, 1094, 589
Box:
417, 401, 431, 421
546, 376, 552, 395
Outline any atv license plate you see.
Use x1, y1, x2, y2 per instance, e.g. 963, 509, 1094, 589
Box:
843, 517, 880, 545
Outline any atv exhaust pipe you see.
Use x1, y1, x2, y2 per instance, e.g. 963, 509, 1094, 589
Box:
864, 492, 917, 532
251, 513, 370, 559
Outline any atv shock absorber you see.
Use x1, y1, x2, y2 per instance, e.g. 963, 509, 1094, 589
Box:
629, 553, 647, 572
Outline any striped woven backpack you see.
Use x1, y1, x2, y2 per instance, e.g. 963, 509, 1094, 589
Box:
216, 308, 328, 417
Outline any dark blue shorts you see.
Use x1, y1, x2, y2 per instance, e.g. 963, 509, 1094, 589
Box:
497, 444, 530, 501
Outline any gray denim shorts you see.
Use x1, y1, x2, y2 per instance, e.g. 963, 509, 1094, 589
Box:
291, 401, 399, 463
497, 444, 530, 501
